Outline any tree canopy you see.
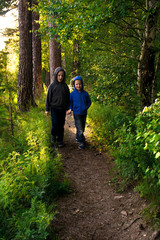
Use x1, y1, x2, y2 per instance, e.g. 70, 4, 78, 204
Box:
0, 0, 17, 15
36, 0, 160, 109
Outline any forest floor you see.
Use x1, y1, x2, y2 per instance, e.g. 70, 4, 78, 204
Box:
52, 115, 159, 240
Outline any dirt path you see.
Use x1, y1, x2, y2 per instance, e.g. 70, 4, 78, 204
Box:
53, 115, 157, 240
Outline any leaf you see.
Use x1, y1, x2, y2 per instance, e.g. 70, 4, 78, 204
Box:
144, 143, 148, 150
155, 152, 160, 159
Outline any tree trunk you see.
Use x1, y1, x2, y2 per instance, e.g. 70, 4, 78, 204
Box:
32, 0, 42, 98
71, 39, 81, 77
152, 52, 160, 103
18, 0, 35, 111
49, 21, 61, 83
44, 70, 50, 87
137, 0, 159, 108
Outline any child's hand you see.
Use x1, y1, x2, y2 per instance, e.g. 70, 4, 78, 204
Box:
67, 109, 72, 115
45, 111, 50, 116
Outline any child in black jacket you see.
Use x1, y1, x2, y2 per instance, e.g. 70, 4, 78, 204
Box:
45, 67, 70, 147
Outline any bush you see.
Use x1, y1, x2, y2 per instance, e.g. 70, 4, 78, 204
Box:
87, 102, 129, 150
112, 122, 151, 180
112, 97, 160, 201
134, 98, 160, 201
0, 104, 70, 240
87, 98, 160, 204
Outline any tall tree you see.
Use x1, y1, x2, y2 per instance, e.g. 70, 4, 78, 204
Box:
137, 0, 160, 107
18, 0, 35, 111
72, 39, 80, 77
49, 21, 61, 83
32, 0, 42, 98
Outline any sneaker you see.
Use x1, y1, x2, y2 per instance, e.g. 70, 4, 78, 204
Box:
75, 139, 79, 143
58, 141, 64, 148
79, 142, 85, 149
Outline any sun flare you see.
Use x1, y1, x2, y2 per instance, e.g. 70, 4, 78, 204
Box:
0, 9, 18, 50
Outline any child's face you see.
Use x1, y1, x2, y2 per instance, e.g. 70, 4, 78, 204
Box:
57, 71, 64, 83
75, 80, 82, 92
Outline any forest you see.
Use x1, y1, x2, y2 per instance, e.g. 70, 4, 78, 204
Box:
0, 0, 160, 239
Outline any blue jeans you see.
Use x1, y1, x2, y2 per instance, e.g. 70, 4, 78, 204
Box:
51, 108, 66, 142
73, 114, 87, 143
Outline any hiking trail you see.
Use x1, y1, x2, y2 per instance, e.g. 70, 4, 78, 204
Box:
53, 115, 157, 240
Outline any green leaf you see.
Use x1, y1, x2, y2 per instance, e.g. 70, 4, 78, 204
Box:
155, 152, 160, 159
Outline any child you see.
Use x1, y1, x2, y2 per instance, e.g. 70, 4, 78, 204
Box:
45, 67, 70, 147
67, 76, 91, 149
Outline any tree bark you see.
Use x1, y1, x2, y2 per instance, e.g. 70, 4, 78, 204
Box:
152, 52, 160, 103
18, 0, 35, 111
71, 39, 81, 77
32, 0, 42, 98
49, 21, 61, 83
44, 70, 50, 87
137, 0, 159, 108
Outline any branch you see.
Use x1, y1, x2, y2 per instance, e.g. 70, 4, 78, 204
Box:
123, 217, 142, 230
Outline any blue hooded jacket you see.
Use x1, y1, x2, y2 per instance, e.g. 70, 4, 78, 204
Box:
69, 76, 91, 115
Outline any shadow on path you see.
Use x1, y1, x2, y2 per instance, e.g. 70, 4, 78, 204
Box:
53, 115, 154, 240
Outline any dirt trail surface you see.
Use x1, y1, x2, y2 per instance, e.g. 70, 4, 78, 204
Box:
53, 115, 157, 240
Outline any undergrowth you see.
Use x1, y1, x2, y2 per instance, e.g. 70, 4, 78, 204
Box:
0, 98, 70, 240
87, 102, 130, 151
88, 98, 160, 227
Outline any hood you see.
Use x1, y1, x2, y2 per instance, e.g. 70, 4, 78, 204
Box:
54, 67, 66, 83
73, 76, 84, 90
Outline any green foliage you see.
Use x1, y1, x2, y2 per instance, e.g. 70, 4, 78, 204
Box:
0, 0, 16, 14
0, 99, 70, 239
142, 203, 160, 228
112, 97, 160, 199
87, 58, 139, 113
112, 122, 149, 180
133, 98, 160, 200
0, 41, 19, 138
135, 99, 160, 161
37, 0, 160, 111
14, 198, 54, 240
88, 97, 160, 206
87, 102, 129, 151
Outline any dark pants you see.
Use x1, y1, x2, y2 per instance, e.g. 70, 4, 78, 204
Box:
73, 114, 87, 143
51, 107, 66, 142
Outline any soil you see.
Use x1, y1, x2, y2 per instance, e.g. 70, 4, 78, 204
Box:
53, 115, 159, 240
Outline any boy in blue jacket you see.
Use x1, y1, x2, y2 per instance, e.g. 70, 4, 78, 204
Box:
67, 76, 91, 149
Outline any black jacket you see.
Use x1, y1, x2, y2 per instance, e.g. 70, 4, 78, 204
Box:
45, 67, 70, 111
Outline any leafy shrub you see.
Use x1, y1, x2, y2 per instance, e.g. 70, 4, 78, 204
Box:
0, 104, 70, 239
88, 98, 160, 205
135, 99, 160, 162
112, 97, 160, 201
87, 102, 129, 150
134, 98, 160, 201
14, 198, 54, 240
112, 122, 151, 180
